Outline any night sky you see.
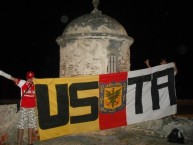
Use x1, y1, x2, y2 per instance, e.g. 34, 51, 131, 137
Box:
0, 0, 193, 99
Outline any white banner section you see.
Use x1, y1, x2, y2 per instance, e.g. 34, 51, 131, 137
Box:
126, 63, 177, 124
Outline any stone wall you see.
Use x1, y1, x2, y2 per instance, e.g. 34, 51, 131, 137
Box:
1, 103, 193, 144
0, 104, 18, 144
0, 104, 39, 145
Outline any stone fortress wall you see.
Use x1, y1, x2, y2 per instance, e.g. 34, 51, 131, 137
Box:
0, 100, 193, 144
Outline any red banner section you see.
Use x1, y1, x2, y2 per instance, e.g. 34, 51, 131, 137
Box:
99, 72, 128, 130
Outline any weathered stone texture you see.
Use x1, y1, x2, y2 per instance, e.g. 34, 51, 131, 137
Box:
57, 13, 133, 77
1, 104, 193, 145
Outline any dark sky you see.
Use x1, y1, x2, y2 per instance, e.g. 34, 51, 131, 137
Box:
0, 0, 193, 99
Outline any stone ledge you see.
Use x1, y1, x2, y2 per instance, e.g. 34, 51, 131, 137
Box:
1, 103, 193, 144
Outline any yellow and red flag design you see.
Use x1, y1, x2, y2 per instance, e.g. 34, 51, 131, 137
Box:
99, 72, 127, 130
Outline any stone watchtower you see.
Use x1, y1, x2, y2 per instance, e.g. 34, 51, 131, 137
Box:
56, 0, 134, 77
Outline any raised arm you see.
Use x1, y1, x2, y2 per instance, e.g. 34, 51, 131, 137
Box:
173, 62, 178, 75
144, 59, 151, 68
0, 70, 19, 83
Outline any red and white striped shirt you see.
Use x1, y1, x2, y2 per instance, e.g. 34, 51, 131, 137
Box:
16, 79, 36, 108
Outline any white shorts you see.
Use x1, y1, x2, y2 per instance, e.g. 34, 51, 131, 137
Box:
17, 107, 37, 129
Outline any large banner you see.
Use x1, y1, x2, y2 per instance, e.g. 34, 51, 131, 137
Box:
34, 63, 177, 141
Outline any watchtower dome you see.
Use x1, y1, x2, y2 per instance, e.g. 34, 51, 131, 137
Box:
56, 0, 134, 77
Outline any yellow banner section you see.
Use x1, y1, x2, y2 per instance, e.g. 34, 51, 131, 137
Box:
34, 75, 99, 140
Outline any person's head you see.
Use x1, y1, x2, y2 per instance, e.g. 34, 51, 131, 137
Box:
160, 58, 167, 65
26, 71, 35, 82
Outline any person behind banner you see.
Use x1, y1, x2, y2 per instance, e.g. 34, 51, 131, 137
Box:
144, 58, 178, 119
0, 70, 37, 145
144, 58, 178, 75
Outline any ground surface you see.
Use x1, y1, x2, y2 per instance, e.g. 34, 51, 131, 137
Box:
31, 129, 193, 145
2, 99, 193, 145
32, 100, 193, 145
